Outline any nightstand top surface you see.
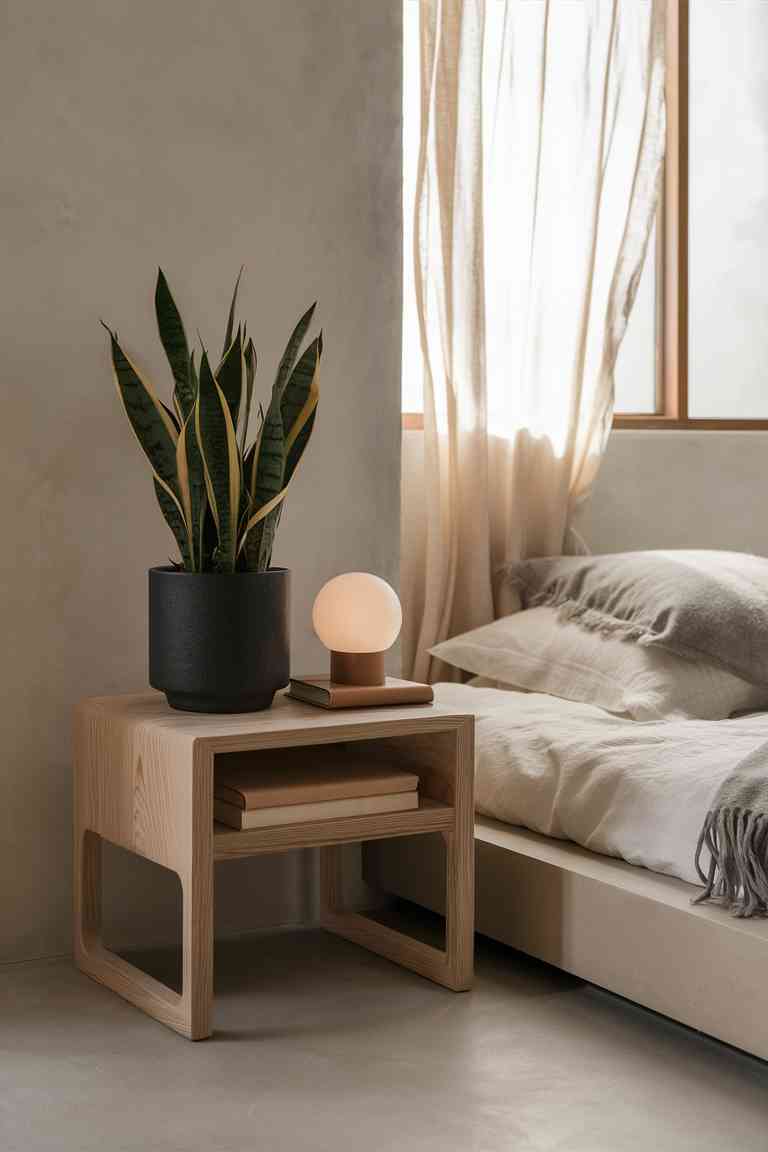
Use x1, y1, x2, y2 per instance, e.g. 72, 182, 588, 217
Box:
77, 689, 472, 748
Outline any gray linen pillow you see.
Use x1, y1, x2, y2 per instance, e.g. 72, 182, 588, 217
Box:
505, 550, 768, 686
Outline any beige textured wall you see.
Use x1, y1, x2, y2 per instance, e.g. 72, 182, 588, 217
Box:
402, 428, 768, 647
0, 0, 401, 963
574, 431, 768, 556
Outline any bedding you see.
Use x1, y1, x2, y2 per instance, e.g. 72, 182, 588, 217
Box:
504, 550, 768, 686
429, 606, 768, 720
434, 680, 768, 903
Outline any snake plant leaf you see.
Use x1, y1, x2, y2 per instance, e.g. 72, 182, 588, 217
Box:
241, 395, 285, 571
160, 399, 181, 434
175, 419, 193, 552
239, 339, 320, 569
175, 411, 206, 571
239, 337, 257, 456
215, 327, 243, 428
104, 326, 179, 496
240, 403, 262, 495
238, 483, 289, 570
254, 397, 285, 504
175, 350, 199, 428
155, 269, 194, 419
187, 419, 207, 571
282, 333, 321, 483
258, 500, 285, 571
153, 477, 192, 569
222, 266, 244, 359
198, 499, 218, 573
195, 349, 242, 573
273, 302, 316, 400
189, 348, 198, 396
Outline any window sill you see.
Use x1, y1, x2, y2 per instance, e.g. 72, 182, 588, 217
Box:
403, 413, 768, 432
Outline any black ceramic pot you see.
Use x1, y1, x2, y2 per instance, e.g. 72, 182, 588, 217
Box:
149, 566, 290, 713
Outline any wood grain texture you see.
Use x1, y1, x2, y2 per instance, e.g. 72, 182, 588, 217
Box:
74, 691, 475, 1037
213, 798, 452, 859
365, 815, 768, 1062
73, 700, 213, 1039
79, 691, 454, 746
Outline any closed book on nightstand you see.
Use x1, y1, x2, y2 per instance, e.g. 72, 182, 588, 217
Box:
288, 676, 434, 709
213, 754, 420, 828
215, 753, 418, 810
214, 790, 418, 830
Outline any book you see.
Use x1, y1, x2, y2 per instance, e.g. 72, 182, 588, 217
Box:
287, 675, 434, 709
215, 752, 419, 811
214, 790, 418, 830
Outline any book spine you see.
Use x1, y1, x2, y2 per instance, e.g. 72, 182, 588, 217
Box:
215, 792, 418, 830
214, 774, 418, 811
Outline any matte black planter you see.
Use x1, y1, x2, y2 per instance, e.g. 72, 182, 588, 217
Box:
149, 566, 290, 713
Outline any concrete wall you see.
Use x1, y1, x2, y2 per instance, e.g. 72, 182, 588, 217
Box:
574, 431, 768, 557
0, 0, 402, 963
402, 428, 768, 639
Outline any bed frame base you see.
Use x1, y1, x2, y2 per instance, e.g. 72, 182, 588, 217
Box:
363, 817, 768, 1062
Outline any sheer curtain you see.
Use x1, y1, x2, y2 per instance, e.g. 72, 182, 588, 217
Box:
404, 0, 666, 681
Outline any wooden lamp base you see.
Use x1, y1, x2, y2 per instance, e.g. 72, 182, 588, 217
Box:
330, 650, 385, 686
289, 650, 434, 709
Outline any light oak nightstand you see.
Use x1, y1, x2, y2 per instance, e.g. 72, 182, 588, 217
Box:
73, 692, 475, 1039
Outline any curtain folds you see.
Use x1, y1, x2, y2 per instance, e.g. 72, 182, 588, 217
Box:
404, 0, 666, 682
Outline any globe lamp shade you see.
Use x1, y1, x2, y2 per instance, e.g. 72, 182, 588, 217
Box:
312, 573, 402, 686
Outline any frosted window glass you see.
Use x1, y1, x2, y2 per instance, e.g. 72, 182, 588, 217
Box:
689, 0, 768, 418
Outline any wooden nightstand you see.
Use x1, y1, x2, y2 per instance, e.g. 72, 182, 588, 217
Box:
73, 692, 475, 1040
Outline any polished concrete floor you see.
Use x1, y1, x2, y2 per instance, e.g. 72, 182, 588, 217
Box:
2, 925, 768, 1152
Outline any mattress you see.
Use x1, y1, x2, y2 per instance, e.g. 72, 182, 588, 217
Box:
433, 682, 768, 886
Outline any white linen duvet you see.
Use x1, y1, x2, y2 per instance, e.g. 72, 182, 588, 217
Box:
434, 682, 768, 886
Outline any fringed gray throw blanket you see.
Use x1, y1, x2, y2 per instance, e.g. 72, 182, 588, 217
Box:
695, 745, 768, 917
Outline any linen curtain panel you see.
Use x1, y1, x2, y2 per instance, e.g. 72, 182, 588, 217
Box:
404, 0, 665, 681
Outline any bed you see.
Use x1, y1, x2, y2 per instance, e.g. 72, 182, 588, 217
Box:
365, 552, 768, 1061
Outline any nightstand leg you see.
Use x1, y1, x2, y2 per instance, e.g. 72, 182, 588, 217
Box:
72, 740, 214, 1041
319, 836, 473, 991
180, 861, 214, 1040
443, 828, 474, 991
74, 829, 196, 1037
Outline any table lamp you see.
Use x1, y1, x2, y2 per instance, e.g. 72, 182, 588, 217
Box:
313, 572, 401, 685
288, 572, 433, 708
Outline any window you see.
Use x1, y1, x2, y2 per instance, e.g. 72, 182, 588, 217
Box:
402, 0, 768, 430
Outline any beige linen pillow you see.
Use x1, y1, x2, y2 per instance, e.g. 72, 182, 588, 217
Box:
429, 607, 768, 720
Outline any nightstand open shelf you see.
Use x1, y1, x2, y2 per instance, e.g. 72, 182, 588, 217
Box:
213, 796, 454, 859
74, 691, 474, 1040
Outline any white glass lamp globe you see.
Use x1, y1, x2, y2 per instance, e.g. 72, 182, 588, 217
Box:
312, 572, 402, 686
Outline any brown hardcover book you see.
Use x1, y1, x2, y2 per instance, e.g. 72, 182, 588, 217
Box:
287, 676, 434, 710
214, 790, 418, 830
215, 751, 419, 811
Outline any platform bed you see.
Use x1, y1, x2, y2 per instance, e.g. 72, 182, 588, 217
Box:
364, 816, 768, 1062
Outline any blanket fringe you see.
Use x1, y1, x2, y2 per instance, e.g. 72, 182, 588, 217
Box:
528, 595, 651, 643
694, 808, 768, 918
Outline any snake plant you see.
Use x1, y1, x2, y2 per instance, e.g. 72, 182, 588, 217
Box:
103, 270, 321, 573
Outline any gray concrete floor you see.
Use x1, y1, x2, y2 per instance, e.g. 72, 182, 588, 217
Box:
2, 925, 768, 1152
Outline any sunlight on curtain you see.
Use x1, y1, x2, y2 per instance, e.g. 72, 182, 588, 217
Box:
402, 0, 659, 422
483, 2, 659, 448
403, 0, 665, 681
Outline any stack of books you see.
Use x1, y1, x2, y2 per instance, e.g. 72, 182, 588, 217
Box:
213, 752, 420, 830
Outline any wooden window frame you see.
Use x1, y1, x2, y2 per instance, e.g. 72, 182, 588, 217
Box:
403, 0, 768, 433
615, 0, 768, 430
